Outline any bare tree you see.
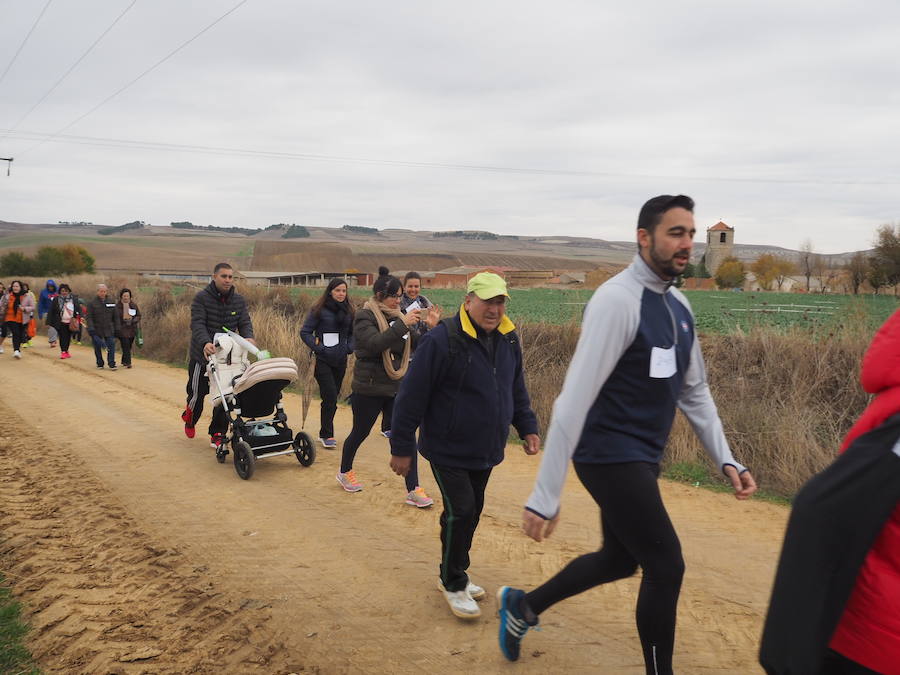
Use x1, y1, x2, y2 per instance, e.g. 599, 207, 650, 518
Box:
798, 239, 814, 292
846, 252, 870, 295
811, 254, 836, 293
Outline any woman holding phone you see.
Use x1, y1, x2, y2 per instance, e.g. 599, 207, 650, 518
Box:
336, 267, 437, 507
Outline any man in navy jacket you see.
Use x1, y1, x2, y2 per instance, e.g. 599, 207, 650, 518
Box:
390, 272, 540, 620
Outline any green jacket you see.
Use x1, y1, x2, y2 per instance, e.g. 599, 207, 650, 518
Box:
351, 307, 412, 397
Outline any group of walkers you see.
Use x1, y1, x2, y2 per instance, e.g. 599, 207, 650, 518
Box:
0, 278, 142, 369
175, 195, 895, 675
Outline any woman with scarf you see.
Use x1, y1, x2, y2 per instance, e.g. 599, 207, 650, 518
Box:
301, 278, 355, 449
335, 267, 434, 508
47, 283, 81, 359
0, 280, 35, 358
115, 288, 142, 369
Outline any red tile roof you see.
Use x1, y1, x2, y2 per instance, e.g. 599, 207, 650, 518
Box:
708, 221, 733, 231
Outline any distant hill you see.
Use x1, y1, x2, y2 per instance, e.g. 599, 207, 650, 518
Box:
0, 220, 871, 275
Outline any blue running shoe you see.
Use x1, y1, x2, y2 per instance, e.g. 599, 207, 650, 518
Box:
497, 586, 538, 661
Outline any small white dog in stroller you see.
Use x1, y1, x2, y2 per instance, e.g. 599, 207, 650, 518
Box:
207, 331, 315, 479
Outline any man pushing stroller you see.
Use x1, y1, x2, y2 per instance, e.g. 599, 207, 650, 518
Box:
182, 262, 256, 449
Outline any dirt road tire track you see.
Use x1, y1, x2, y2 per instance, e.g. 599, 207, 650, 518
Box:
0, 344, 789, 673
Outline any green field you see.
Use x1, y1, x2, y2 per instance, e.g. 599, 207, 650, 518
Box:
186, 284, 900, 334
422, 288, 899, 333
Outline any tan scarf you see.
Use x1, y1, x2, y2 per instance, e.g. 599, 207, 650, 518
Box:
364, 298, 411, 380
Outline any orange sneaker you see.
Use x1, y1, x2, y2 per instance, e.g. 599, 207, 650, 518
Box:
336, 470, 362, 492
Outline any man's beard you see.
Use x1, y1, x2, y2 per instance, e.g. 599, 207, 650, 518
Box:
649, 244, 689, 279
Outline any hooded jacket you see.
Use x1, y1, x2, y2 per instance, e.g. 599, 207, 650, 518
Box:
38, 279, 57, 319
390, 307, 538, 470
827, 310, 900, 673
189, 281, 253, 363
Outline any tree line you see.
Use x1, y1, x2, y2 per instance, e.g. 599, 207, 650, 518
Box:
0, 245, 95, 276
687, 224, 899, 294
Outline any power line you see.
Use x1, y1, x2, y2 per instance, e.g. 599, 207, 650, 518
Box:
0, 0, 55, 88
3, 128, 898, 187
4, 0, 139, 136
15, 0, 248, 157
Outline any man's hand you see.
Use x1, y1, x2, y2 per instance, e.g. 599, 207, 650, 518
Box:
724, 465, 757, 500
203, 342, 216, 357
390, 455, 413, 477
522, 509, 560, 542
522, 433, 540, 455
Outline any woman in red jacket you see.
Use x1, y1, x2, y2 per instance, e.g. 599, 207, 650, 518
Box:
826, 310, 900, 674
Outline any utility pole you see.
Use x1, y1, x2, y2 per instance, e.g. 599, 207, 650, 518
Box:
0, 157, 12, 176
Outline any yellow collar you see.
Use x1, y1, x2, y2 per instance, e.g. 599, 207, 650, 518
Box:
458, 304, 515, 338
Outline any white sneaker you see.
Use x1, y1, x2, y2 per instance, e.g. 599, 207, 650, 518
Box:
13, 350, 21, 359
0, 346, 4, 353
466, 581, 486, 601
437, 578, 483, 617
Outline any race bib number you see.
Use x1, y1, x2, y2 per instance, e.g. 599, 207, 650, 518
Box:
649, 346, 677, 379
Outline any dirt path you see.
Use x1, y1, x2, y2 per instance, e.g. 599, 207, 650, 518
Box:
0, 344, 789, 673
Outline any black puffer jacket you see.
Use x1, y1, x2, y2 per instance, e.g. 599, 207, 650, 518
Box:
300, 300, 354, 367
351, 307, 412, 397
189, 282, 253, 363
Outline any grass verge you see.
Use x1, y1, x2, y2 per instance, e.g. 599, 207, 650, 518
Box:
0, 575, 39, 675
663, 461, 791, 506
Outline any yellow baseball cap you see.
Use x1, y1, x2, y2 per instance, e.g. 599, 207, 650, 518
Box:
467, 272, 509, 299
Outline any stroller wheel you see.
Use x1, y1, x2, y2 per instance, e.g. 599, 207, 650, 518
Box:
293, 432, 316, 467
215, 444, 229, 463
232, 439, 255, 480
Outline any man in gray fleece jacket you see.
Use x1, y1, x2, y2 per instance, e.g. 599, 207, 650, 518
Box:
497, 195, 757, 674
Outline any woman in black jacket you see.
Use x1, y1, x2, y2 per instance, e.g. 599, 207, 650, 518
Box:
336, 267, 435, 507
301, 278, 355, 448
46, 283, 81, 359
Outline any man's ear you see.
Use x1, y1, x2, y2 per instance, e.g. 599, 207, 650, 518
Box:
637, 227, 652, 251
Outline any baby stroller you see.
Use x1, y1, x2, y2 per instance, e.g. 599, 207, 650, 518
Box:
207, 332, 315, 479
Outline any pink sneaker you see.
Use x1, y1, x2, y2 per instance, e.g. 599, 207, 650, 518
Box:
336, 470, 363, 492
405, 486, 434, 508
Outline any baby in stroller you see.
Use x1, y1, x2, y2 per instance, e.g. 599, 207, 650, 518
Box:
207, 332, 315, 479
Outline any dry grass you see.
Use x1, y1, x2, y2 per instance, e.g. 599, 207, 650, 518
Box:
15, 274, 874, 498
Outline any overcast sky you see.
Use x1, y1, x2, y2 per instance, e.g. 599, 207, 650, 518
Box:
0, 0, 897, 253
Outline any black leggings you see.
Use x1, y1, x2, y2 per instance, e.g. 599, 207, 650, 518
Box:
4, 321, 26, 351
340, 393, 418, 491
525, 462, 684, 675
58, 326, 72, 352
314, 358, 346, 439
119, 336, 134, 366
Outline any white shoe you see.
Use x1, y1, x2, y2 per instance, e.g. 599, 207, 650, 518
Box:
467, 581, 486, 601
0, 346, 4, 353
13, 350, 21, 359
437, 578, 484, 616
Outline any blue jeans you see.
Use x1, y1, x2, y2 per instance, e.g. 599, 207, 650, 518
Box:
91, 334, 116, 367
